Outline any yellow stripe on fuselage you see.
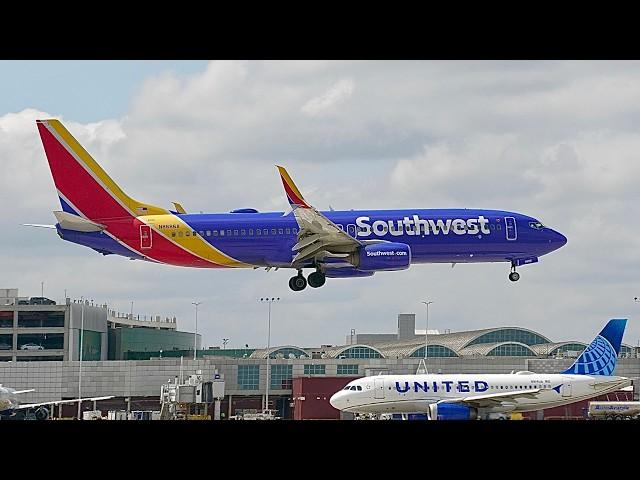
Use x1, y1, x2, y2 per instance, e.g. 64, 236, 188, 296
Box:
46, 119, 168, 216
141, 214, 250, 268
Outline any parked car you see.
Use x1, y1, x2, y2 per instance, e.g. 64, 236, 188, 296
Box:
17, 299, 29, 305
29, 297, 56, 305
20, 343, 44, 350
0, 342, 12, 350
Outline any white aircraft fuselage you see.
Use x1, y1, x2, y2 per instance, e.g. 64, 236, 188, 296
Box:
330, 373, 630, 417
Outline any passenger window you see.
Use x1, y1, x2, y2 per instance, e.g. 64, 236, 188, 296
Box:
171, 232, 176, 238
497, 224, 501, 230
256, 229, 261, 236
285, 228, 291, 234
263, 229, 269, 235
193, 231, 197, 236
241, 229, 246, 236
186, 231, 191, 237
219, 230, 225, 236
249, 229, 253, 235
213, 231, 218, 236
292, 228, 298, 234
271, 229, 276, 235
199, 231, 205, 237
179, 231, 184, 237
233, 230, 239, 236
278, 228, 283, 235
206, 230, 211, 236
338, 224, 344, 231
227, 230, 232, 236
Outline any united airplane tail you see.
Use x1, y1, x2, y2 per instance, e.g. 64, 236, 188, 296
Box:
36, 119, 168, 221
562, 319, 627, 376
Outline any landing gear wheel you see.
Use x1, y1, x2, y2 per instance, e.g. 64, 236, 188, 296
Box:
308, 271, 326, 288
289, 274, 307, 291
509, 272, 520, 282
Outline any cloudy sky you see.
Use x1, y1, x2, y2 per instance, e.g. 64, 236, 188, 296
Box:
1, 60, 639, 350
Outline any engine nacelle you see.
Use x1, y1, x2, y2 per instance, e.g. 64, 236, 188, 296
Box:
34, 406, 50, 420
428, 403, 478, 421
351, 242, 411, 272
324, 268, 375, 278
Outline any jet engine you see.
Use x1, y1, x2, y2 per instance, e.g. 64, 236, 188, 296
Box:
428, 403, 478, 421
350, 243, 411, 271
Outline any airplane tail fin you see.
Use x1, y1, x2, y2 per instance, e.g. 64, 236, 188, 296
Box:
36, 119, 168, 222
562, 319, 627, 376
276, 166, 312, 209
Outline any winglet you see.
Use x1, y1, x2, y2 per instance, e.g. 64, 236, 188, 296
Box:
562, 319, 627, 376
276, 166, 311, 209
172, 202, 187, 214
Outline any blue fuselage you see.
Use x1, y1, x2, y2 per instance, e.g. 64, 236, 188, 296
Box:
59, 208, 567, 269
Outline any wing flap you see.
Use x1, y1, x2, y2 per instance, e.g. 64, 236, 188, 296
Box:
443, 388, 542, 408
16, 395, 115, 409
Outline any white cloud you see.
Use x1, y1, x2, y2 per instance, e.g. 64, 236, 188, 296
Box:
301, 78, 355, 117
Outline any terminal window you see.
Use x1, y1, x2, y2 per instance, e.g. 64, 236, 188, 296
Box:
238, 365, 260, 390
304, 364, 326, 375
0, 311, 12, 328
270, 365, 293, 389
337, 365, 359, 375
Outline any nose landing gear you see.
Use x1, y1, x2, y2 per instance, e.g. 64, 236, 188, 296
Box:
509, 263, 520, 282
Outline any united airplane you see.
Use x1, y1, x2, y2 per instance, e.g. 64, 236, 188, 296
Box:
33, 119, 567, 291
329, 319, 630, 420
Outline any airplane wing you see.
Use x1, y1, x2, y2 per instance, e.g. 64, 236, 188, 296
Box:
12, 389, 36, 394
23, 224, 56, 229
276, 166, 362, 266
16, 395, 115, 410
440, 388, 543, 409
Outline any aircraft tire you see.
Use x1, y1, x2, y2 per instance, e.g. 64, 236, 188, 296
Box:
509, 272, 520, 282
289, 275, 307, 291
308, 271, 326, 288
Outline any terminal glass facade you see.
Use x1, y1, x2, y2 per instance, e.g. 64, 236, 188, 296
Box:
487, 343, 535, 356
304, 364, 326, 375
17, 355, 63, 362
0, 333, 12, 350
337, 346, 382, 359
108, 328, 199, 360
18, 311, 64, 328
337, 364, 359, 375
466, 329, 549, 347
620, 345, 633, 357
410, 345, 458, 358
548, 343, 587, 356
268, 347, 308, 359
237, 365, 260, 390
79, 330, 101, 361
270, 365, 293, 389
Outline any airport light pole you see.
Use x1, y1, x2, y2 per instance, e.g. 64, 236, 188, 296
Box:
77, 297, 85, 420
260, 297, 279, 412
421, 301, 433, 374
222, 338, 229, 349
192, 302, 201, 361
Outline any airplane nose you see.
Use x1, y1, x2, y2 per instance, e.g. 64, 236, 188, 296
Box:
329, 392, 341, 409
548, 229, 567, 249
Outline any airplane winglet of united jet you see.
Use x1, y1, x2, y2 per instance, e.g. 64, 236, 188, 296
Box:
33, 119, 567, 291
330, 319, 630, 420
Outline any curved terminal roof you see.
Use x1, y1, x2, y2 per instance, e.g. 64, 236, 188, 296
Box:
248, 326, 624, 359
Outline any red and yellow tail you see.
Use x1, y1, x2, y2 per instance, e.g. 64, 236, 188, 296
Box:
36, 119, 168, 221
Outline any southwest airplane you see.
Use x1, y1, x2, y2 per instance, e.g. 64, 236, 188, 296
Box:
34, 119, 567, 291
0, 384, 113, 420
329, 319, 630, 420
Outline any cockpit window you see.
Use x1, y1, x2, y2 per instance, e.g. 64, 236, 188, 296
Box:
529, 221, 544, 230
350, 386, 357, 390
357, 386, 362, 391
343, 386, 351, 390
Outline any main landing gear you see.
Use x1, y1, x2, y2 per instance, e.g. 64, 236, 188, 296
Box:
509, 263, 520, 282
289, 269, 326, 291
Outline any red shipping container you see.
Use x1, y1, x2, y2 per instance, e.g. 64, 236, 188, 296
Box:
292, 376, 359, 420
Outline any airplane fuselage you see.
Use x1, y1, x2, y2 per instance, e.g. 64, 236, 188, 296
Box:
57, 208, 567, 270
330, 373, 630, 416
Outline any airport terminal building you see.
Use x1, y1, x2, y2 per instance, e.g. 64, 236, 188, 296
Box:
1, 290, 638, 419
